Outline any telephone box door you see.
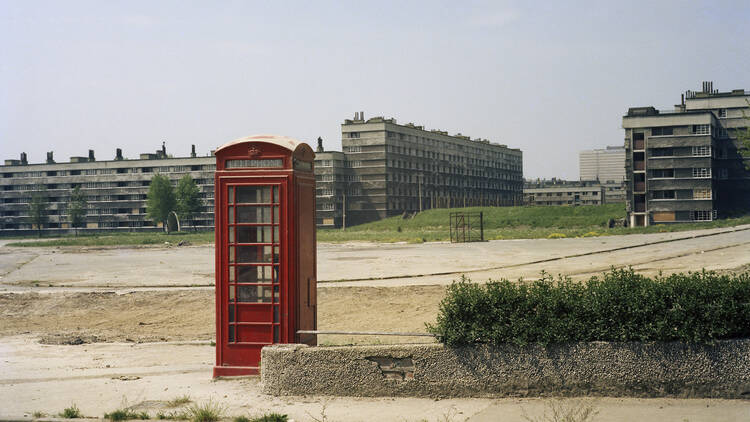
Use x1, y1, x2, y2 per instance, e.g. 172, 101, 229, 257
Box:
219, 181, 286, 371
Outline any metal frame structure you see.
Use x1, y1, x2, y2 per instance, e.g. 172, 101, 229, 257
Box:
449, 212, 484, 243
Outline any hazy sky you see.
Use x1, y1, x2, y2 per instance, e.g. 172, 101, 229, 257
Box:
2, 1, 749, 179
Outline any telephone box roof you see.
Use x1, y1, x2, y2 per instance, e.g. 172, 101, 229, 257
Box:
215, 134, 310, 155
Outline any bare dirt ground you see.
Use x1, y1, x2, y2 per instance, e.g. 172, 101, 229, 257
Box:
2, 226, 750, 421
0, 286, 445, 346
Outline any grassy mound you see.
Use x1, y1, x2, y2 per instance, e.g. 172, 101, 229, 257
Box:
318, 204, 750, 242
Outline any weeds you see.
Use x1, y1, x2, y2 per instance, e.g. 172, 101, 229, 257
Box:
59, 404, 83, 419
249, 414, 288, 422
185, 401, 224, 422
522, 399, 599, 422
166, 395, 192, 408
104, 409, 149, 421
31, 411, 46, 418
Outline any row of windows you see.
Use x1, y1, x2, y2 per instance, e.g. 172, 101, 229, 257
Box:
650, 168, 729, 179
651, 146, 713, 157
384, 144, 520, 164
1, 165, 215, 178
533, 191, 600, 197
651, 189, 713, 200
3, 179, 212, 191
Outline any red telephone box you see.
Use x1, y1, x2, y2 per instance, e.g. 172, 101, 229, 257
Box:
213, 134, 317, 377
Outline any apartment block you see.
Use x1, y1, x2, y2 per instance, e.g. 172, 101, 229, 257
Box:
623, 82, 750, 226
579, 146, 626, 203
1, 145, 216, 235
314, 113, 523, 227
523, 180, 604, 206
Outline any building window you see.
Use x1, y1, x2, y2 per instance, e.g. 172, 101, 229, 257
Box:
692, 145, 711, 156
692, 125, 709, 135
718, 168, 728, 179
349, 132, 360, 138
693, 189, 712, 199
693, 210, 714, 221
651, 148, 674, 157
651, 169, 674, 178
652, 190, 675, 199
692, 168, 711, 178
717, 127, 729, 138
351, 161, 363, 167
345, 146, 362, 153
651, 127, 674, 136
318, 160, 332, 167
319, 203, 334, 211
718, 108, 727, 118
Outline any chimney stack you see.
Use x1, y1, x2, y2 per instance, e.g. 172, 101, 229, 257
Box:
20, 152, 28, 165
46, 151, 55, 164
88, 149, 95, 161
191, 144, 196, 158
316, 137, 324, 153
115, 148, 123, 161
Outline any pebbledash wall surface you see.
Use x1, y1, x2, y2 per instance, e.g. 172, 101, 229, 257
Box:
261, 341, 750, 398
0, 146, 216, 235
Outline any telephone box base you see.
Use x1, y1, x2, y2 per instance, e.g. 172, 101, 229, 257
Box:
213, 365, 260, 377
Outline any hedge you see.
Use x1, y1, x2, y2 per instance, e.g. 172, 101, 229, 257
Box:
427, 268, 750, 346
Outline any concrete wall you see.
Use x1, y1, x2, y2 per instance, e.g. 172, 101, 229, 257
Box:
261, 341, 750, 398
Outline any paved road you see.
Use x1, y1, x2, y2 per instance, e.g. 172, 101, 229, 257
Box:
1, 224, 749, 291
1, 335, 748, 422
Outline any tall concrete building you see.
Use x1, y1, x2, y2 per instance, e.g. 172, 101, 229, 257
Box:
314, 113, 523, 227
623, 82, 750, 226
1, 145, 216, 235
579, 146, 626, 203
580, 146, 625, 183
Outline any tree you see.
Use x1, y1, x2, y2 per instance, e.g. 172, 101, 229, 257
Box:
175, 175, 203, 231
68, 186, 87, 236
28, 187, 49, 238
146, 174, 176, 233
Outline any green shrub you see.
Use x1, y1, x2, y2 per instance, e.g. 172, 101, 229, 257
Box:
60, 405, 83, 419
547, 232, 566, 239
427, 269, 750, 346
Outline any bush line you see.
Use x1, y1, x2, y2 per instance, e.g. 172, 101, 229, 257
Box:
427, 268, 750, 346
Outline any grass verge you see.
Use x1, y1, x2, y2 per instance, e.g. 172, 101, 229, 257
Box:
6, 231, 214, 247
318, 205, 750, 243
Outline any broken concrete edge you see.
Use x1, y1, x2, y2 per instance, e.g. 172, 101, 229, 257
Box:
260, 340, 750, 399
